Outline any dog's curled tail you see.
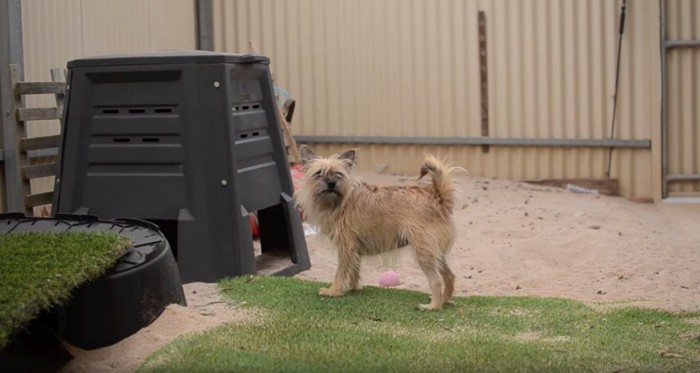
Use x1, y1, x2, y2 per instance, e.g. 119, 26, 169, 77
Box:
419, 155, 461, 214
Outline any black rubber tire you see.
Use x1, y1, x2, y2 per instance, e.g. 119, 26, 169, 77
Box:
0, 213, 186, 350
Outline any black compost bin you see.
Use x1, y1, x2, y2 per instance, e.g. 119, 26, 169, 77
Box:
52, 50, 311, 282
0, 213, 186, 350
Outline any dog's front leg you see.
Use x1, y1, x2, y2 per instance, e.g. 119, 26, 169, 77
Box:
319, 246, 361, 297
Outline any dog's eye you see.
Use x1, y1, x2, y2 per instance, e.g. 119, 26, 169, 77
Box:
313, 170, 323, 178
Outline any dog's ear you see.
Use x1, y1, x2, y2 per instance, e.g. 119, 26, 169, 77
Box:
338, 149, 357, 168
299, 145, 317, 165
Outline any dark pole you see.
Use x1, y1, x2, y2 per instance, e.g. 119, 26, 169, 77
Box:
606, 0, 627, 178
0, 0, 24, 212
196, 0, 214, 51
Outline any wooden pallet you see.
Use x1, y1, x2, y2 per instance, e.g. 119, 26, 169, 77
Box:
2, 65, 65, 215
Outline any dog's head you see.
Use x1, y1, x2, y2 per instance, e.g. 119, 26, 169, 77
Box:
297, 145, 357, 210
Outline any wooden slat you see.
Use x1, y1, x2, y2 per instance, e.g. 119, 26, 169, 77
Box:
20, 135, 60, 152
526, 178, 620, 196
25, 191, 54, 208
667, 174, 700, 182
4, 64, 26, 212
17, 107, 63, 121
14, 81, 66, 95
22, 162, 57, 180
50, 69, 67, 109
29, 155, 57, 166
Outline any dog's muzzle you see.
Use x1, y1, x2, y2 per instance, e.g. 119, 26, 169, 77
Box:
321, 179, 341, 196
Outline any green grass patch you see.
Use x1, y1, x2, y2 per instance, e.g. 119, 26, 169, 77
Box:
141, 276, 700, 372
0, 232, 130, 349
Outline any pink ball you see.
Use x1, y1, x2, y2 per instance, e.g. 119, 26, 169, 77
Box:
378, 271, 400, 287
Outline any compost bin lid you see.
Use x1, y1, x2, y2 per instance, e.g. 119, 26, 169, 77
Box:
67, 50, 269, 68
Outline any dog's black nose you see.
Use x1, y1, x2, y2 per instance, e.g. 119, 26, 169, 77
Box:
326, 180, 336, 189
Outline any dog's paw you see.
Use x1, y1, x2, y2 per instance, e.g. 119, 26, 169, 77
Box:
319, 287, 345, 297
417, 303, 443, 311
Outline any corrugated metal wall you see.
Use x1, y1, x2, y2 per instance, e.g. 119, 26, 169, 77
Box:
664, 0, 700, 196
213, 0, 662, 199
18, 0, 196, 210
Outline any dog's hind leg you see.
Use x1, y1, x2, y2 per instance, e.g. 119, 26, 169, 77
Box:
415, 250, 446, 310
439, 256, 456, 304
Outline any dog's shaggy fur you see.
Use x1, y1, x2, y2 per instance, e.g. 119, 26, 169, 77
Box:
295, 145, 461, 310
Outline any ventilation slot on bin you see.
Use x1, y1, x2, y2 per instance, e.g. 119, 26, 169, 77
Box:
232, 103, 261, 113
98, 106, 177, 116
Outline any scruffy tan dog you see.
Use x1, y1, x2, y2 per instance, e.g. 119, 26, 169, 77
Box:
295, 145, 460, 310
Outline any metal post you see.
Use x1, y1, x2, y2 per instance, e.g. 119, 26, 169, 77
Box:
478, 11, 489, 154
196, 0, 214, 51
0, 0, 24, 212
606, 0, 628, 178
660, 0, 668, 198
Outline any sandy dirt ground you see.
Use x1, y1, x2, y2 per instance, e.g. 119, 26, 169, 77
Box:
61, 172, 700, 372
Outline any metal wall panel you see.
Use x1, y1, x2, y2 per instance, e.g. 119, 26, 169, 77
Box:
22, 0, 197, 126
664, 0, 700, 196
18, 0, 196, 209
213, 0, 661, 199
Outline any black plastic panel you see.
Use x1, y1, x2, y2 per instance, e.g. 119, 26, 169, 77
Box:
53, 51, 311, 283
